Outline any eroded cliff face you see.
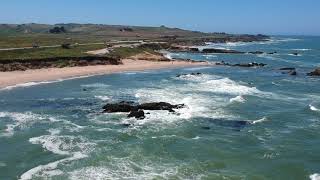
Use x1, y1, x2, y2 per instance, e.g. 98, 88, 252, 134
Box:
0, 56, 121, 72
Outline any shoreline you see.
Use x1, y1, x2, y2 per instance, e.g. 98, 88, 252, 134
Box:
0, 59, 209, 89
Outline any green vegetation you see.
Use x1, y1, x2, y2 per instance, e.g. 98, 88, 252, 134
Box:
0, 44, 106, 60
109, 47, 156, 59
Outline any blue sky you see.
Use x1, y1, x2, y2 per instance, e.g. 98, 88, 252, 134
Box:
1, 0, 319, 35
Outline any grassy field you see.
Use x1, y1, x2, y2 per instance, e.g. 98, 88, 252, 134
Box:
0, 44, 107, 60
0, 44, 160, 60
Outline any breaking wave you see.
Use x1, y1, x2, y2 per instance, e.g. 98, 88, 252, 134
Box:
310, 174, 320, 180
20, 129, 96, 180
309, 104, 320, 112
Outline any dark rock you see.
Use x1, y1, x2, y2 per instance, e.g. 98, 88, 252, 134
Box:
279, 67, 297, 76
249, 51, 264, 55
189, 47, 199, 52
177, 72, 202, 77
122, 123, 132, 127
307, 68, 320, 76
103, 102, 185, 119
202, 48, 244, 54
233, 62, 266, 67
138, 102, 185, 112
103, 101, 135, 113
288, 70, 297, 76
279, 67, 296, 71
216, 61, 266, 68
128, 110, 145, 119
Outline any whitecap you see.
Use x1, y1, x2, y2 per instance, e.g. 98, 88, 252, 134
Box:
310, 174, 320, 180
29, 135, 95, 156
230, 95, 246, 103
288, 53, 302, 57
20, 152, 87, 180
21, 133, 96, 179
69, 158, 191, 180
94, 95, 110, 101
251, 117, 268, 124
0, 112, 46, 136
202, 54, 217, 59
292, 48, 312, 51
309, 104, 320, 112
192, 136, 201, 140
0, 162, 6, 167
198, 78, 261, 95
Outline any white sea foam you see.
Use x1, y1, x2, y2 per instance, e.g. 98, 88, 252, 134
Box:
198, 78, 261, 95
0, 112, 46, 136
0, 112, 84, 136
202, 54, 217, 59
292, 48, 312, 51
21, 133, 96, 179
230, 95, 246, 103
309, 105, 320, 112
251, 117, 268, 124
310, 174, 320, 180
94, 95, 110, 101
192, 136, 201, 140
1, 75, 95, 91
20, 152, 87, 180
133, 74, 261, 125
288, 53, 302, 57
164, 53, 173, 60
69, 158, 198, 180
0, 162, 6, 167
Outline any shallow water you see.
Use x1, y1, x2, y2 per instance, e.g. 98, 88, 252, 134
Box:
0, 36, 320, 179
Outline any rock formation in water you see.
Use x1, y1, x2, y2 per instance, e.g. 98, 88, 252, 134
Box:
103, 101, 185, 119
307, 68, 320, 76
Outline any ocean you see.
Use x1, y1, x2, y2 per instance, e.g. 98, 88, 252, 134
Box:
0, 36, 320, 179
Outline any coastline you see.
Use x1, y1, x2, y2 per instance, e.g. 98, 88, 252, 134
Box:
0, 59, 208, 89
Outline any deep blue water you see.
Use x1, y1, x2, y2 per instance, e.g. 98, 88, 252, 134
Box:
0, 36, 320, 180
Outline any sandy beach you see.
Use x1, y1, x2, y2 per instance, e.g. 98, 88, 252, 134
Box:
0, 59, 208, 89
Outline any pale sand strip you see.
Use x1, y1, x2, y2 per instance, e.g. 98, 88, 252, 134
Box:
0, 59, 208, 89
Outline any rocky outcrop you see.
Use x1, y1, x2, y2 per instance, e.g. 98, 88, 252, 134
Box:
307, 68, 320, 76
279, 67, 296, 71
288, 70, 297, 75
279, 68, 297, 76
138, 102, 185, 112
248, 51, 264, 55
128, 110, 145, 119
233, 62, 266, 67
103, 101, 185, 119
176, 72, 202, 77
0, 56, 121, 72
215, 61, 266, 67
202, 48, 244, 54
268, 51, 277, 54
